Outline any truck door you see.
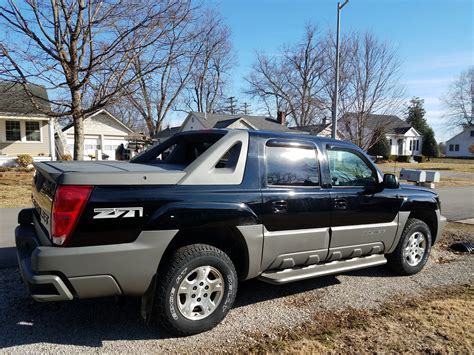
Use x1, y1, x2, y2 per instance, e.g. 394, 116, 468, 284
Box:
260, 139, 331, 271
326, 144, 401, 261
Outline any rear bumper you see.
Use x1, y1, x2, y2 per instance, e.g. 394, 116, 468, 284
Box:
15, 209, 178, 301
16, 224, 74, 302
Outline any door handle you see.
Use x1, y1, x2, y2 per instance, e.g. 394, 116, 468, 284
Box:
334, 198, 348, 210
271, 200, 288, 213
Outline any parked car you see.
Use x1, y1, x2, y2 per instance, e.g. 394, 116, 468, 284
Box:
16, 129, 446, 335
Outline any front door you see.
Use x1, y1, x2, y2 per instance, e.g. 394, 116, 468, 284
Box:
260, 139, 331, 270
326, 145, 401, 261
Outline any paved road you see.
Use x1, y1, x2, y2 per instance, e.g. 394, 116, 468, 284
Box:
0, 208, 21, 268
436, 186, 474, 221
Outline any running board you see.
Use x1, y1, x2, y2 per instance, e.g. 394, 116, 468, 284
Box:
258, 254, 387, 285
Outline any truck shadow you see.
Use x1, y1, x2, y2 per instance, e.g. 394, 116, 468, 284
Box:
0, 267, 343, 348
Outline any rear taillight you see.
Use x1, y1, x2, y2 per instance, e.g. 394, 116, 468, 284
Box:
51, 185, 93, 246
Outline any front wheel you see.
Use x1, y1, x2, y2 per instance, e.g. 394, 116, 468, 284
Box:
153, 244, 238, 336
387, 218, 432, 275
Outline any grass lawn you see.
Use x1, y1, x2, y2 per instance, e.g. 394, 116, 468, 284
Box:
0, 172, 34, 208
377, 158, 474, 187
244, 285, 473, 353
377, 157, 474, 174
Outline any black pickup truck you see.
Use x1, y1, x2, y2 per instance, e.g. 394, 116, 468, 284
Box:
16, 129, 446, 335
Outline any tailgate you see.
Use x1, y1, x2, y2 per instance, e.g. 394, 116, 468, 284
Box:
32, 162, 61, 236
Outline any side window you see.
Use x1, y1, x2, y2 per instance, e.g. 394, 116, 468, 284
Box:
215, 142, 242, 170
327, 148, 377, 187
266, 144, 319, 186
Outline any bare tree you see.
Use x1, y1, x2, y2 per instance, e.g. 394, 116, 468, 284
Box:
0, 0, 191, 159
339, 32, 404, 149
442, 67, 474, 128
246, 26, 329, 127
181, 10, 233, 114
246, 27, 403, 147
123, 8, 227, 137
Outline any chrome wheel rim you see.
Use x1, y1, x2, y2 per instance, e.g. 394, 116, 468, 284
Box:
403, 232, 426, 266
177, 266, 224, 320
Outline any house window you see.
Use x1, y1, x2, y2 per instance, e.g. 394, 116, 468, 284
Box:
6, 121, 21, 141
389, 139, 392, 145
471, 131, 474, 137
25, 121, 41, 141
455, 144, 460, 152
416, 140, 419, 151
449, 144, 454, 151
409, 140, 413, 151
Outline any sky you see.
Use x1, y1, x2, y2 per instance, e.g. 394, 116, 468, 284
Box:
187, 0, 473, 143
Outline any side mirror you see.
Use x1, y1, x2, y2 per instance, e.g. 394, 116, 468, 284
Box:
383, 173, 399, 189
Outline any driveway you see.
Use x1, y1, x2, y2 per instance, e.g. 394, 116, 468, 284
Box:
0, 208, 21, 268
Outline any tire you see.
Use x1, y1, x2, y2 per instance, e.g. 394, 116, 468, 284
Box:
153, 244, 238, 336
387, 218, 432, 276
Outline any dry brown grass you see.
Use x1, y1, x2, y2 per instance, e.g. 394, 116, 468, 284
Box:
242, 285, 473, 353
378, 158, 474, 174
0, 172, 33, 208
438, 222, 474, 251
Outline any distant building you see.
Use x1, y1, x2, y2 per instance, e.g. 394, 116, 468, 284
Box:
59, 109, 133, 160
339, 113, 423, 157
0, 82, 54, 164
445, 125, 474, 158
180, 111, 297, 134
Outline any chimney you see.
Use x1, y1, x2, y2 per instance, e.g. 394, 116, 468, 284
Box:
277, 111, 286, 126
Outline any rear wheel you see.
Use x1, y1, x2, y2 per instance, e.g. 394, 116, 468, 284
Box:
153, 244, 237, 336
387, 218, 432, 275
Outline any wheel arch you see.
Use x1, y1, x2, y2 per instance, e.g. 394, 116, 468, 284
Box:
408, 209, 438, 245
157, 226, 254, 281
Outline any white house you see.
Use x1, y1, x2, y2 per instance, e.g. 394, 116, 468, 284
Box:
445, 125, 474, 158
60, 109, 133, 160
0, 82, 55, 165
340, 113, 423, 157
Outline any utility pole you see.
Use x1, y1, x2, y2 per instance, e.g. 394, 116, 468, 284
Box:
331, 0, 349, 139
241, 102, 251, 115
227, 96, 236, 114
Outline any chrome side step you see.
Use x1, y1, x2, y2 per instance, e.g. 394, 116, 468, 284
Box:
258, 254, 387, 285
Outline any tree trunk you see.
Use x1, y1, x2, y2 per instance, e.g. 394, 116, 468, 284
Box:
71, 90, 84, 160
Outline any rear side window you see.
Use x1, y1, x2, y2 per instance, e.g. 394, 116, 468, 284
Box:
266, 144, 319, 186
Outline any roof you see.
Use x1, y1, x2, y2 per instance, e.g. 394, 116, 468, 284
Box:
445, 124, 474, 144
295, 124, 331, 135
188, 112, 296, 133
340, 113, 416, 136
0, 82, 51, 116
154, 126, 180, 139
62, 109, 133, 133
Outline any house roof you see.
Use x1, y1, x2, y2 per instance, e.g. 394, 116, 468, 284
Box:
340, 113, 417, 136
62, 109, 133, 133
296, 123, 331, 135
154, 126, 181, 139
445, 124, 474, 144
0, 82, 51, 116
188, 112, 296, 133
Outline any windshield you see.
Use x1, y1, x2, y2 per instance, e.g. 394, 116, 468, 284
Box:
131, 131, 227, 167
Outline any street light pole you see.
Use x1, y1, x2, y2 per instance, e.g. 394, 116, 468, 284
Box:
331, 0, 349, 139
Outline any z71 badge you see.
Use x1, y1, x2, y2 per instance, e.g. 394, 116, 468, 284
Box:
93, 207, 143, 219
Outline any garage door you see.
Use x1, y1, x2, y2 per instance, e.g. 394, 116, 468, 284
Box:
103, 138, 127, 160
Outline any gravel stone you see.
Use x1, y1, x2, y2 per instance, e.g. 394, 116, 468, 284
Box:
0, 247, 472, 353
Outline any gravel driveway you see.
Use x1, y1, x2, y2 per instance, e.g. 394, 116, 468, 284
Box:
0, 247, 472, 353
